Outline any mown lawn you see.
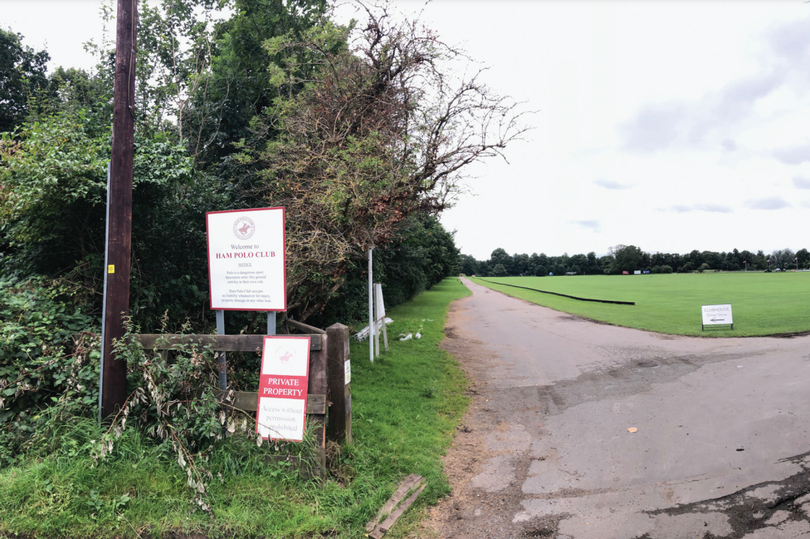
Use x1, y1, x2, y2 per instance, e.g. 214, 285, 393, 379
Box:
0, 278, 471, 539
474, 272, 810, 337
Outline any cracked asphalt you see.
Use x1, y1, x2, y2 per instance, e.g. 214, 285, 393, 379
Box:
425, 278, 810, 539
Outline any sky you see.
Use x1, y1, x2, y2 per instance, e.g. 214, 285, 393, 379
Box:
2, 1, 810, 260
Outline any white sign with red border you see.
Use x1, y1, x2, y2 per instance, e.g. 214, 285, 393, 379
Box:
256, 336, 310, 441
206, 207, 286, 311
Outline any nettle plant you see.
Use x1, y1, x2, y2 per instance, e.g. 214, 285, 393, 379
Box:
91, 314, 319, 512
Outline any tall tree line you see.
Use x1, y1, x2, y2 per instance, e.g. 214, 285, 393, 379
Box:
461, 245, 810, 277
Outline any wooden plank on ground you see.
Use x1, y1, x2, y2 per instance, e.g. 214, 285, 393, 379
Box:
365, 474, 425, 533
369, 481, 427, 539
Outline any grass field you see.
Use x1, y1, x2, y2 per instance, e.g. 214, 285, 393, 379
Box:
474, 272, 810, 337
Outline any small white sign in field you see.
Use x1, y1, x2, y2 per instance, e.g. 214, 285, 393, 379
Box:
702, 304, 733, 330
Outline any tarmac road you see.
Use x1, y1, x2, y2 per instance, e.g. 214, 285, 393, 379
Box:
426, 278, 810, 539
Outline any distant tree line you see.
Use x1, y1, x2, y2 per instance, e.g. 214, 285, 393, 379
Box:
460, 245, 810, 277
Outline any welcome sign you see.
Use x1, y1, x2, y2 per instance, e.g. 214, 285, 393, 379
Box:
206, 207, 286, 311
256, 336, 311, 441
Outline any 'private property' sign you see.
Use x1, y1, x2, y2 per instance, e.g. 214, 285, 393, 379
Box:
701, 304, 733, 330
206, 207, 286, 311
256, 336, 311, 441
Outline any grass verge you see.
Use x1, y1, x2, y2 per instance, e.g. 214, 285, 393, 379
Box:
475, 272, 810, 337
0, 277, 471, 539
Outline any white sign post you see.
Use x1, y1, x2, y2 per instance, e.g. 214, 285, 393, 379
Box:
206, 207, 286, 311
368, 248, 374, 363
701, 304, 733, 331
256, 336, 310, 442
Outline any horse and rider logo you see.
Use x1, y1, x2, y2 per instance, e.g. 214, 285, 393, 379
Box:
233, 216, 256, 240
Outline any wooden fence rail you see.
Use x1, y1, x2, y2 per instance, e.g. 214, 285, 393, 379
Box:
131, 322, 351, 475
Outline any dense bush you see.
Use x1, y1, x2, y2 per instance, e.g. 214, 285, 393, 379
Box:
0, 276, 99, 464
310, 214, 460, 327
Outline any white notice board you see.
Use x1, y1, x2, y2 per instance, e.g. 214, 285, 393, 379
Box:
702, 304, 733, 327
206, 207, 286, 311
374, 283, 386, 320
256, 336, 310, 441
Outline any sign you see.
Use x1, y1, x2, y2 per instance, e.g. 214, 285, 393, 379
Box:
374, 283, 386, 320
634, 270, 641, 275
256, 336, 310, 441
344, 360, 351, 385
206, 207, 286, 311
702, 304, 733, 330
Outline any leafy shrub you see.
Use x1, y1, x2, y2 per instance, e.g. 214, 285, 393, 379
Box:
0, 275, 98, 465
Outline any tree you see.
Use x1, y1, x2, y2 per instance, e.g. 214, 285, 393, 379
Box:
513, 253, 530, 275
702, 251, 721, 270
770, 249, 795, 270
586, 252, 599, 274
529, 253, 548, 276
797, 248, 809, 269
608, 244, 643, 273
490, 248, 513, 275
458, 254, 478, 276
569, 253, 587, 274
0, 28, 50, 133
185, 0, 328, 165
236, 7, 527, 320
491, 263, 507, 277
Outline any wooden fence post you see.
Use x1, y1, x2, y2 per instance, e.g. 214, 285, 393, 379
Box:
308, 333, 328, 473
326, 323, 352, 444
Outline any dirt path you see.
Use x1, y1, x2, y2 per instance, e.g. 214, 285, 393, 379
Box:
423, 278, 810, 539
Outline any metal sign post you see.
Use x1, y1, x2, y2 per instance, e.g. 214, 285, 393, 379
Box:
368, 248, 374, 362
216, 310, 227, 390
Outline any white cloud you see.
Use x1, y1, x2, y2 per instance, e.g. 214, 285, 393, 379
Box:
746, 198, 792, 210
794, 177, 810, 190
571, 220, 601, 232
774, 145, 810, 166
594, 179, 632, 190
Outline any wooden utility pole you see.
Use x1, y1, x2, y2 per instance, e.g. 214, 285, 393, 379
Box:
100, 0, 137, 419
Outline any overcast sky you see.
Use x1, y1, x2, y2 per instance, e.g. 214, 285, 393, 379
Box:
3, 1, 809, 259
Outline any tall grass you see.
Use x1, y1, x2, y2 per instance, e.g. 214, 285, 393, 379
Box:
0, 278, 471, 538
